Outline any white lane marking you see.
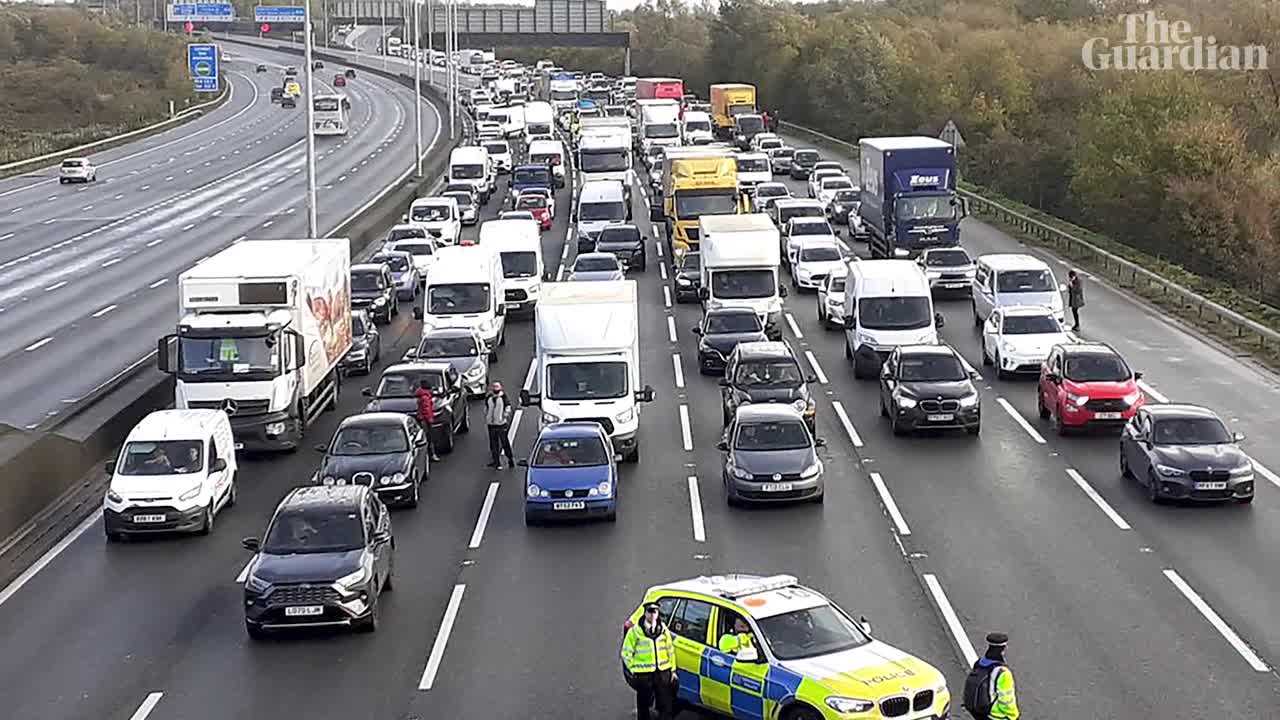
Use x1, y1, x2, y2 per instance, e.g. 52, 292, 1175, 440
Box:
182, 223, 196, 231
82, 205, 94, 211
784, 312, 803, 339
235, 557, 254, 583
1066, 468, 1131, 530
91, 304, 117, 318
1139, 379, 1168, 403
418, 584, 467, 690
147, 238, 164, 247
44, 281, 67, 291
662, 285, 672, 308
24, 337, 52, 351
688, 476, 706, 542
0, 233, 12, 240
1163, 569, 1270, 672
468, 482, 499, 549
0, 509, 98, 607
923, 574, 979, 666
262, 220, 273, 228
523, 358, 537, 391
1251, 460, 1280, 490
560, 243, 568, 260
149, 278, 168, 288
996, 397, 1046, 444
41, 218, 55, 225
667, 316, 677, 343
804, 350, 828, 384
140, 185, 150, 191
101, 258, 121, 268
672, 353, 685, 389
128, 692, 164, 720
555, 265, 565, 281
8, 207, 21, 213
655, 240, 664, 257
869, 472, 911, 536
679, 404, 693, 451
507, 409, 523, 445
659, 262, 668, 280
831, 400, 864, 448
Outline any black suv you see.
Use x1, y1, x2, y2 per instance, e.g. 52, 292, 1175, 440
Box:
719, 341, 817, 431
672, 251, 701, 303
693, 307, 768, 375
592, 223, 647, 272
341, 308, 381, 375
351, 262, 398, 324
879, 344, 982, 436
314, 413, 431, 507
241, 486, 394, 639
362, 362, 470, 452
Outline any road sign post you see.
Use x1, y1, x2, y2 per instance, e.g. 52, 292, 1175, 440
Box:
187, 43, 220, 93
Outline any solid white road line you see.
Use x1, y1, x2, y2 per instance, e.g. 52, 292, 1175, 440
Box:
522, 357, 537, 391
0, 509, 98, 607
468, 482, 500, 549
996, 397, 1046, 444
679, 404, 693, 451
804, 350, 828, 384
1163, 569, 1270, 672
555, 265, 565, 281
149, 278, 168, 288
688, 476, 706, 542
784, 312, 803, 339
923, 574, 979, 666
667, 316, 677, 343
419, 584, 467, 690
91, 304, 117, 318
663, 285, 672, 308
101, 258, 122, 268
1066, 468, 1131, 530
24, 337, 52, 352
672, 353, 685, 389
1251, 460, 1280, 490
506, 409, 523, 445
830, 400, 864, 448
659, 262, 668, 280
128, 692, 164, 720
1138, 379, 1168, 403
869, 472, 911, 536
235, 557, 254, 583
44, 281, 67, 291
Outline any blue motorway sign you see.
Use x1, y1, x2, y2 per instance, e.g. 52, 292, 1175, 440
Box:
255, 5, 307, 23
167, 3, 234, 22
188, 43, 220, 93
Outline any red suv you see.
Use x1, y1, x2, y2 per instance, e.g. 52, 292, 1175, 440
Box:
1038, 343, 1145, 434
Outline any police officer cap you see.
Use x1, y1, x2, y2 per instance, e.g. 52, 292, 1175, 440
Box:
986, 632, 1009, 646
644, 602, 661, 612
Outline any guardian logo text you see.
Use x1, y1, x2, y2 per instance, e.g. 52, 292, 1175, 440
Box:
1082, 11, 1267, 71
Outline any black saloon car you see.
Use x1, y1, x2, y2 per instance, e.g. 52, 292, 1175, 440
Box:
879, 344, 982, 436
593, 223, 647, 272
241, 485, 394, 639
351, 263, 398, 324
789, 148, 820, 179
314, 413, 430, 507
362, 362, 469, 452
693, 308, 768, 375
719, 341, 817, 431
826, 189, 860, 225
1120, 404, 1254, 504
340, 309, 381, 375
718, 404, 825, 506
672, 251, 701, 303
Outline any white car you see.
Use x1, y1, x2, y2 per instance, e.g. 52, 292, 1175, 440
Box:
499, 210, 536, 222
749, 132, 780, 151
386, 237, 437, 280
791, 237, 846, 291
816, 175, 856, 207
752, 181, 790, 213
443, 190, 479, 225
406, 196, 461, 245
735, 152, 772, 190
481, 139, 512, 174
807, 168, 844, 199
783, 217, 839, 269
981, 305, 1074, 379
59, 157, 96, 184
817, 265, 848, 329
917, 247, 976, 293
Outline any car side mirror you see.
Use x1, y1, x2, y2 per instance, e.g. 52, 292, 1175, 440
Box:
1133, 371, 1143, 380
636, 385, 655, 403
934, 312, 945, 328
519, 388, 537, 406
805, 374, 818, 384
698, 287, 710, 300
413, 305, 424, 319
970, 370, 982, 381
779, 285, 788, 297
314, 443, 328, 453
1233, 432, 1245, 443
241, 537, 261, 552
104, 458, 117, 474
735, 646, 760, 663
210, 458, 228, 472
859, 615, 873, 635
814, 437, 826, 447
403, 347, 418, 359
517, 459, 529, 467
362, 387, 373, 396
716, 440, 728, 451
691, 327, 703, 336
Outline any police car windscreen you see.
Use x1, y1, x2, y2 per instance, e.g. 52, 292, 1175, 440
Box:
756, 605, 869, 661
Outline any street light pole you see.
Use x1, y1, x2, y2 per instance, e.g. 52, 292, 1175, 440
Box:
303, 0, 320, 236
448, 0, 456, 139
426, 0, 433, 88
413, 0, 423, 178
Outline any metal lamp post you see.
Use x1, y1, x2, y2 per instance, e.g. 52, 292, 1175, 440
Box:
302, 0, 320, 236
413, 0, 424, 178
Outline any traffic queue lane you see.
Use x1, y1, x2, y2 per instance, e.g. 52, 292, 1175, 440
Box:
0, 45, 429, 429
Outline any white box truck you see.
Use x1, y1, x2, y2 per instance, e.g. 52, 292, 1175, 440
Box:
519, 281, 655, 462
699, 214, 787, 340
157, 239, 351, 452
638, 98, 682, 154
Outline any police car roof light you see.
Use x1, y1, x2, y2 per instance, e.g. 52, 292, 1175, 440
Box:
719, 574, 800, 599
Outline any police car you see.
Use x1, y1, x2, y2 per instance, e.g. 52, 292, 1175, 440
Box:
622, 574, 951, 720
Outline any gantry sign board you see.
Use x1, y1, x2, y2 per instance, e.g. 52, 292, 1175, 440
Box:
167, 2, 234, 22
255, 5, 307, 23
330, 0, 611, 33
188, 43, 220, 93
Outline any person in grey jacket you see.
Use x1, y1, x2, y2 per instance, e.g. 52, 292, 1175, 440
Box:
485, 381, 516, 469
1067, 269, 1085, 332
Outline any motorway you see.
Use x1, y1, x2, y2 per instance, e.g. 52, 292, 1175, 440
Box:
2, 74, 1280, 719
0, 42, 438, 430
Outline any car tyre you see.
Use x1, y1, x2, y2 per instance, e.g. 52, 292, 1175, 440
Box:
967, 423, 981, 436
994, 353, 1007, 380
627, 444, 640, 463
198, 501, 214, 535
972, 301, 983, 328
889, 406, 907, 436
1146, 471, 1164, 505
1120, 451, 1133, 479
604, 509, 617, 522
782, 705, 823, 720
105, 528, 124, 543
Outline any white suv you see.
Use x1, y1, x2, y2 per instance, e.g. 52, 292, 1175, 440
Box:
59, 157, 97, 184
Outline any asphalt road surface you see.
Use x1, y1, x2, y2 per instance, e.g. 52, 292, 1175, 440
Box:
1, 111, 1279, 719
0, 43, 440, 430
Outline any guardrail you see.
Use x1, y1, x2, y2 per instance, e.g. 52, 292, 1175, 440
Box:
779, 120, 1280, 355
0, 89, 231, 177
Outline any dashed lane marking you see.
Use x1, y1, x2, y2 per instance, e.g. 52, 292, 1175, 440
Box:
688, 476, 706, 543
468, 482, 499, 549
1163, 569, 1269, 672
996, 397, 1046, 444
923, 574, 979, 666
784, 312, 803, 339
679, 404, 693, 451
831, 400, 864, 448
418, 584, 467, 690
869, 472, 911, 536
1066, 468, 1131, 530
672, 353, 685, 389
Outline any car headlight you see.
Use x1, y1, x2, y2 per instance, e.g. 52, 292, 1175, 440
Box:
596, 480, 612, 496
541, 412, 560, 424
959, 393, 980, 408
676, 277, 692, 286
825, 697, 875, 714
894, 392, 917, 409
106, 489, 123, 504
1156, 464, 1188, 477
1123, 390, 1142, 406
321, 475, 337, 485
800, 462, 822, 479
373, 297, 387, 306
1001, 342, 1017, 355
925, 270, 941, 279
527, 484, 548, 498
615, 407, 635, 424
380, 472, 406, 486
335, 567, 369, 591
178, 484, 203, 502
730, 465, 752, 480
1065, 392, 1089, 407
464, 363, 486, 379
244, 574, 270, 593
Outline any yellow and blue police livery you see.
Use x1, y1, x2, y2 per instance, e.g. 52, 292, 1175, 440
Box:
622, 574, 952, 719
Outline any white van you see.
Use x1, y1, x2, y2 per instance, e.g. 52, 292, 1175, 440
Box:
682, 111, 714, 145
103, 409, 238, 540
527, 138, 567, 188
415, 245, 507, 360
524, 101, 554, 144
449, 146, 495, 204
573, 179, 630, 245
840, 259, 944, 379
405, 196, 461, 245
482, 219, 545, 313
971, 253, 1067, 327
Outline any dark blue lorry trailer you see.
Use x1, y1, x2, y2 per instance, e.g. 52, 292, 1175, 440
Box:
858, 137, 969, 259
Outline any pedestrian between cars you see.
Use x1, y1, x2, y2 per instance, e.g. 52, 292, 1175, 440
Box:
414, 379, 441, 462
485, 382, 516, 469
1067, 269, 1085, 332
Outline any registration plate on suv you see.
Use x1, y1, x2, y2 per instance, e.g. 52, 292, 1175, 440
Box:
285, 606, 324, 617
1194, 481, 1228, 491
927, 414, 954, 422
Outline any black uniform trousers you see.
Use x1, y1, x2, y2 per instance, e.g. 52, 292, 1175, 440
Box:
487, 423, 514, 464
633, 668, 675, 720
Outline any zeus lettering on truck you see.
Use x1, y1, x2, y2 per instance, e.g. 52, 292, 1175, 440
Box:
858, 136, 970, 260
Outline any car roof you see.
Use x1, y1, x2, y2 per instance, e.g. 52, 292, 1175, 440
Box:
600, 223, 640, 233
788, 216, 830, 225
1144, 404, 1221, 419
372, 249, 413, 258
651, 574, 829, 620
978, 253, 1050, 271
898, 344, 958, 357
423, 326, 478, 340
707, 306, 758, 317
339, 411, 413, 428
734, 340, 794, 359
735, 403, 805, 422
776, 199, 824, 209
1061, 342, 1121, 357
281, 485, 367, 509
998, 305, 1057, 317
126, 409, 226, 442
383, 361, 452, 374
539, 421, 608, 439
575, 252, 619, 262
351, 263, 385, 272
797, 237, 839, 250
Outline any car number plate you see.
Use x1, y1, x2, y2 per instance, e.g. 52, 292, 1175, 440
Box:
1094, 412, 1122, 420
285, 605, 324, 617
133, 514, 166, 523
1194, 481, 1228, 490
942, 282, 968, 288
927, 413, 954, 422
761, 482, 794, 492
234, 443, 244, 450
553, 501, 586, 510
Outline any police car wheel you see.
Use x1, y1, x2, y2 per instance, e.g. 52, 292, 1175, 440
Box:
782, 706, 821, 720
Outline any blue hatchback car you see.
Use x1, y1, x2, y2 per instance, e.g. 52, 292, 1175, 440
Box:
520, 422, 618, 524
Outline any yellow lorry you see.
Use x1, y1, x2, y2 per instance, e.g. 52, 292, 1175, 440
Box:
709, 83, 757, 135
649, 146, 748, 254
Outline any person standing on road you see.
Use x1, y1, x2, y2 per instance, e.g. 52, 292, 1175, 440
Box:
1067, 269, 1085, 332
621, 602, 677, 720
415, 379, 441, 462
485, 381, 516, 469
963, 632, 1020, 720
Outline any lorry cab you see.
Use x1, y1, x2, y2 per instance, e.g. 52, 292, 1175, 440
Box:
415, 245, 507, 361
732, 114, 766, 151
576, 130, 634, 206
482, 219, 546, 313
859, 136, 969, 259
841, 259, 945, 379
650, 147, 748, 255
448, 146, 494, 204
573, 180, 630, 246
103, 409, 238, 540
971, 253, 1067, 326
682, 111, 714, 144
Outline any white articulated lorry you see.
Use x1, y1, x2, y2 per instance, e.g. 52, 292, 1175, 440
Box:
699, 214, 787, 340
158, 239, 352, 452
519, 281, 655, 462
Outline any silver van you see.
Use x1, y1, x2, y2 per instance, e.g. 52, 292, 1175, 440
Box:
572, 179, 629, 245
970, 254, 1066, 327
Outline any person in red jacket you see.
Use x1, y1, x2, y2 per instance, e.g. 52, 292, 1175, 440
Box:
415, 379, 441, 461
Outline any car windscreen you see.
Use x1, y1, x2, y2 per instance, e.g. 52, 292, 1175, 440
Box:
598, 226, 641, 245
372, 254, 410, 272
684, 120, 711, 132
516, 195, 547, 210
329, 423, 409, 455
675, 192, 738, 218
579, 201, 625, 221
997, 269, 1056, 293
736, 157, 769, 173
531, 437, 609, 467
62, 160, 85, 168
412, 204, 451, 222
644, 123, 679, 138
711, 269, 775, 299
314, 97, 340, 111
377, 369, 443, 396
679, 254, 701, 272
530, 152, 562, 166
444, 193, 473, 208
1063, 354, 1131, 382
419, 336, 479, 358
705, 312, 761, 334
858, 297, 932, 331
452, 163, 485, 179
832, 190, 859, 203
574, 255, 619, 272
501, 251, 538, 278
800, 245, 841, 262
391, 242, 432, 256
771, 148, 794, 158
794, 150, 819, 164
756, 605, 869, 661
513, 166, 550, 186
899, 355, 967, 382
263, 508, 365, 555
527, 122, 552, 135
780, 207, 824, 225
735, 358, 802, 387
351, 271, 385, 292
428, 283, 490, 314
550, 90, 577, 101
546, 361, 628, 400
756, 185, 787, 198
118, 440, 203, 475
579, 150, 629, 172
924, 250, 970, 267
1002, 315, 1060, 334
484, 142, 509, 155
736, 116, 764, 133
734, 420, 811, 451
179, 336, 277, 375
1151, 417, 1233, 445
790, 221, 833, 236
822, 179, 854, 192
